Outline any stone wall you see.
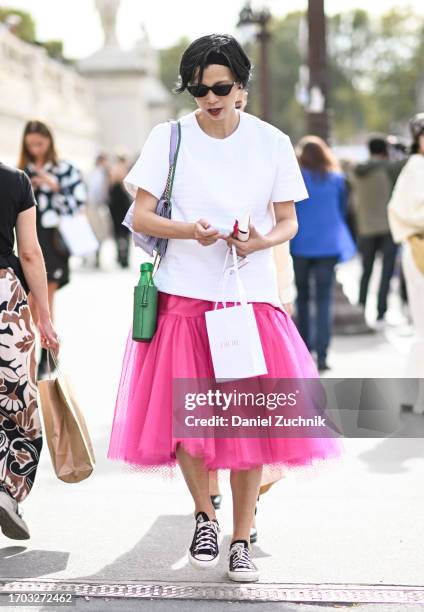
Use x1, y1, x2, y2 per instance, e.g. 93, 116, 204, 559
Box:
0, 25, 98, 173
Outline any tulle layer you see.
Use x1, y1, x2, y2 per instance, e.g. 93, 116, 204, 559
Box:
108, 292, 343, 472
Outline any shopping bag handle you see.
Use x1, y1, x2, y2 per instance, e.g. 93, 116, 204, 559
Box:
45, 348, 84, 424
214, 245, 248, 310
45, 348, 61, 380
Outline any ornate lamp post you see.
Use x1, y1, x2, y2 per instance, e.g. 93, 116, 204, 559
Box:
237, 2, 272, 123
296, 0, 329, 141
307, 0, 329, 140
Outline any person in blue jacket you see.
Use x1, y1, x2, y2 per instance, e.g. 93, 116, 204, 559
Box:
291, 136, 356, 371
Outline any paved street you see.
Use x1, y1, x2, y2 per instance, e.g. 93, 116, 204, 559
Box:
1, 242, 423, 610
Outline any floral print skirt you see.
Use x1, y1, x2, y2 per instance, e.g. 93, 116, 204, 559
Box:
0, 267, 42, 502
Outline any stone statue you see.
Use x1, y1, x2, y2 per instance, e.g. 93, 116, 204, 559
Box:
95, 0, 120, 47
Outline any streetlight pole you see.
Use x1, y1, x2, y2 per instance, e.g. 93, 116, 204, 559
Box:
257, 20, 271, 123
237, 3, 272, 123
306, 1, 371, 334
307, 0, 329, 141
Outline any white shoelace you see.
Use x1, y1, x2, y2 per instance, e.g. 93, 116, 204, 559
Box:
193, 520, 218, 554
229, 542, 255, 569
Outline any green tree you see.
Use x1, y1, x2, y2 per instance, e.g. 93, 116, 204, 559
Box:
367, 8, 424, 132
41, 40, 65, 61
248, 12, 305, 141
328, 7, 424, 137
158, 9, 424, 141
159, 37, 194, 116
0, 7, 35, 42
327, 9, 375, 140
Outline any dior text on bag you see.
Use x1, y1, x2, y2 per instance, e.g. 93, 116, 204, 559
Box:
205, 245, 268, 382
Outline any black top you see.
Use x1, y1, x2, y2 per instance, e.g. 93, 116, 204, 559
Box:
0, 162, 36, 291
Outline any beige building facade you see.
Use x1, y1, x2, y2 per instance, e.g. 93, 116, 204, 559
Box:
0, 0, 171, 172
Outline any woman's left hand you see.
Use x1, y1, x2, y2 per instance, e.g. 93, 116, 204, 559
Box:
33, 172, 60, 192
226, 224, 269, 257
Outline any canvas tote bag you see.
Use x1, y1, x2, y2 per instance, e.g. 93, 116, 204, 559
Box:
38, 351, 95, 483
205, 245, 268, 382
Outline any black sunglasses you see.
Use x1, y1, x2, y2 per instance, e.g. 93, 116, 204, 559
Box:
187, 82, 236, 98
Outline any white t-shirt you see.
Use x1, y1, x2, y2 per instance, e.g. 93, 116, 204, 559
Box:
125, 110, 308, 305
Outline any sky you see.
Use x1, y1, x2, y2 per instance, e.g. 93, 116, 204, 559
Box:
5, 0, 424, 58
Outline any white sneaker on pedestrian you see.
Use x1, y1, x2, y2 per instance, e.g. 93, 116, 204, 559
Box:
227, 540, 259, 582
0, 489, 30, 540
374, 318, 386, 332
412, 404, 424, 415
188, 511, 219, 569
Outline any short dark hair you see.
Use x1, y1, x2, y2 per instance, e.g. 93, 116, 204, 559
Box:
409, 112, 424, 153
411, 129, 424, 154
367, 136, 388, 156
176, 34, 251, 94
411, 138, 423, 155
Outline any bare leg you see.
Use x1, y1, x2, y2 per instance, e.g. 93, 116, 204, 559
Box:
230, 467, 262, 542
176, 444, 216, 520
47, 282, 58, 322
208, 470, 220, 496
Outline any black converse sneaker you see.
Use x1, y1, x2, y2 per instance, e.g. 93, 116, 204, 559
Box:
0, 485, 30, 540
228, 540, 259, 582
188, 511, 219, 568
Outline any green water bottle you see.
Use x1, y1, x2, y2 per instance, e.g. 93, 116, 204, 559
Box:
133, 262, 158, 342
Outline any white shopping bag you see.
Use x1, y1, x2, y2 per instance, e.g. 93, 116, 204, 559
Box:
59, 213, 99, 257
205, 245, 268, 382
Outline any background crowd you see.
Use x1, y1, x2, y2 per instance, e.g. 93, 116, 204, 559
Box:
10, 112, 424, 379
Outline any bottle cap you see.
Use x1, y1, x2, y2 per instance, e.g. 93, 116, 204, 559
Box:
140, 262, 153, 272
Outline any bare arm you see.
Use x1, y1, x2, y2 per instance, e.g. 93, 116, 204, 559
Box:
132, 187, 226, 245
227, 201, 298, 256
15, 207, 59, 353
268, 200, 298, 246
273, 241, 296, 315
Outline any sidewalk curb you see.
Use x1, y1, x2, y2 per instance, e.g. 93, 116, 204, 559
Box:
1, 579, 423, 604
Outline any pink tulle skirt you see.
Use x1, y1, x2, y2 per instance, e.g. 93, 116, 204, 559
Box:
107, 292, 342, 472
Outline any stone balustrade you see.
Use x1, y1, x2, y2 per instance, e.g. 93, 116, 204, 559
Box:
0, 24, 98, 172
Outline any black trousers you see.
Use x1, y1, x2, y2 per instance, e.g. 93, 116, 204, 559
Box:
358, 232, 398, 318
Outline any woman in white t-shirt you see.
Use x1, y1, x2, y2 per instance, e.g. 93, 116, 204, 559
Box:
108, 34, 342, 582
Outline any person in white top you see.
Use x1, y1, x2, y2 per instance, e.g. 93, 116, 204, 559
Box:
208, 86, 295, 544
108, 34, 342, 583
388, 113, 424, 409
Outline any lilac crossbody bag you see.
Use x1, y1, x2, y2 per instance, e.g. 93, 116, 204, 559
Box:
122, 120, 181, 261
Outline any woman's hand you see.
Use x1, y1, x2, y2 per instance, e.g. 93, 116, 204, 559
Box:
282, 302, 294, 317
31, 172, 60, 193
36, 313, 60, 355
194, 219, 226, 246
227, 224, 269, 257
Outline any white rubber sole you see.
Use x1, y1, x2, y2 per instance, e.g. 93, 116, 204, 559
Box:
188, 552, 219, 569
0, 495, 30, 540
228, 569, 260, 582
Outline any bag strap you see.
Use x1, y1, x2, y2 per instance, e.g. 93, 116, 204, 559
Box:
163, 120, 181, 202
152, 120, 182, 273
214, 245, 248, 310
